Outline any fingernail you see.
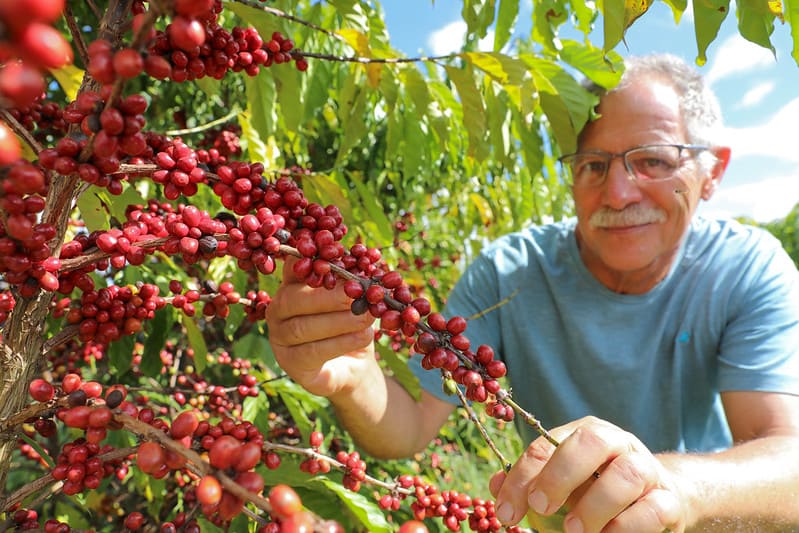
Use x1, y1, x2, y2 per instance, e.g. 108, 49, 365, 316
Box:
564, 515, 584, 533
528, 489, 549, 514
496, 502, 514, 524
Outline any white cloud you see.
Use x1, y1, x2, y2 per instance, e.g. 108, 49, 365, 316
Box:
736, 80, 776, 109
427, 20, 495, 56
705, 33, 776, 86
721, 96, 799, 162
700, 173, 799, 222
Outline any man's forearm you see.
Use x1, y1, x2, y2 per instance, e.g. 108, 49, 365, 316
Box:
327, 365, 447, 459
658, 436, 799, 531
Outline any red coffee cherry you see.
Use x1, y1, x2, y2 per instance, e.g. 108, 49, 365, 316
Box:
268, 484, 302, 519
196, 474, 222, 506
29, 378, 55, 402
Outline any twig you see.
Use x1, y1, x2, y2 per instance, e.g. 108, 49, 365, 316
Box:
444, 369, 512, 472
234, 0, 347, 42
0, 109, 43, 154
165, 108, 242, 136
63, 2, 89, 67
297, 50, 459, 65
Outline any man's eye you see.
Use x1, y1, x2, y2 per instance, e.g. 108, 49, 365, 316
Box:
580, 160, 607, 174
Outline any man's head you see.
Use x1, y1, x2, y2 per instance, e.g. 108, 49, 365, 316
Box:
566, 54, 731, 293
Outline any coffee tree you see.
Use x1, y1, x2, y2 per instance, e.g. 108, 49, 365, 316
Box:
0, 0, 792, 532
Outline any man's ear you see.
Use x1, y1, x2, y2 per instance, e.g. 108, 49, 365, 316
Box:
701, 146, 731, 201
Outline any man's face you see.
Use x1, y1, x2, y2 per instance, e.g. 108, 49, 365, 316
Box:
572, 78, 727, 292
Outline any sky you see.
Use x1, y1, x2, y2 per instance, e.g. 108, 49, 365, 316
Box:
382, 1, 799, 223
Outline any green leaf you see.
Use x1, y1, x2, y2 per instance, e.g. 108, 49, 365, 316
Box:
558, 40, 625, 89
141, 307, 174, 378
241, 392, 270, 432
736, 0, 777, 52
181, 315, 208, 374
495, 0, 520, 51
533, 0, 569, 51
402, 67, 431, 116
462, 0, 497, 39
20, 434, 54, 468
445, 63, 489, 162
245, 69, 277, 142
787, 0, 799, 65
308, 477, 393, 533
375, 343, 421, 401
108, 334, 135, 376
335, 78, 369, 167
601, 0, 627, 51
194, 76, 221, 99
76, 188, 111, 232
346, 171, 394, 245
238, 110, 271, 167
233, 332, 275, 370
275, 63, 304, 132
522, 56, 595, 154
109, 184, 146, 223
661, 0, 689, 23
693, 0, 732, 65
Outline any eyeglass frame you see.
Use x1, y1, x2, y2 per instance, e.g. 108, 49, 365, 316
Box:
558, 143, 710, 187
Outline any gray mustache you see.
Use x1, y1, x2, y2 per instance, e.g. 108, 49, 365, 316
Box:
589, 205, 667, 228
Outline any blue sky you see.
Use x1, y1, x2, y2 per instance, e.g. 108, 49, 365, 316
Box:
383, 1, 799, 222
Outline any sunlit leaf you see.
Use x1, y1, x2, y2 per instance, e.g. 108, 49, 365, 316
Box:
463, 52, 529, 85
445, 64, 488, 161
76, 188, 110, 232
737, 0, 778, 52
785, 0, 799, 65
495, 0, 520, 51
49, 64, 84, 101
559, 40, 625, 89
693, 0, 732, 65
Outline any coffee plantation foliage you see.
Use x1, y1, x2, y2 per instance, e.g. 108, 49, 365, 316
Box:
0, 0, 794, 532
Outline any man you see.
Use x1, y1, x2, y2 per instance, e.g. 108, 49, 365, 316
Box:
265, 54, 799, 532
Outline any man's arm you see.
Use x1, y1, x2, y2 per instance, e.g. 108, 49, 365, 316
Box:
265, 258, 454, 458
658, 390, 799, 530
488, 391, 799, 532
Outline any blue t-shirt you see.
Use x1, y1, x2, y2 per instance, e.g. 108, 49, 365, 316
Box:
410, 217, 799, 453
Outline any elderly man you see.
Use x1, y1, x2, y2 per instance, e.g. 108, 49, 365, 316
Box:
265, 54, 799, 532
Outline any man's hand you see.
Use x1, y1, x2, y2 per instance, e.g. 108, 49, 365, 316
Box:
489, 416, 688, 532
265, 257, 377, 398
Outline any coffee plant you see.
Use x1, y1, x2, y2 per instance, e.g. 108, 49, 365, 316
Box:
0, 0, 792, 532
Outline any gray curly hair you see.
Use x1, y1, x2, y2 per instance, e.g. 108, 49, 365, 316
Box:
584, 53, 724, 171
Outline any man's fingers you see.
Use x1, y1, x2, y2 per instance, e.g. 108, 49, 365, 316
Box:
493, 435, 557, 525
567, 450, 659, 530
272, 326, 375, 373
532, 419, 640, 514
267, 280, 355, 323
601, 488, 684, 533
268, 307, 374, 347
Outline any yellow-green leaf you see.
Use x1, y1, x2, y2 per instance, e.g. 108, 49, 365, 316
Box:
600, 0, 627, 51
785, 0, 799, 65
336, 28, 371, 56
463, 51, 529, 85
445, 64, 489, 162
49, 64, 84, 101
182, 314, 208, 374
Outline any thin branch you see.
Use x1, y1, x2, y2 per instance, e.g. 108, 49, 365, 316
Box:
297, 50, 459, 65
63, 2, 89, 67
165, 107, 242, 136
445, 369, 512, 472
233, 0, 347, 43
0, 109, 43, 154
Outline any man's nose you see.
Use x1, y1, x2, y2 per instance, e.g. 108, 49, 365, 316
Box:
601, 157, 642, 208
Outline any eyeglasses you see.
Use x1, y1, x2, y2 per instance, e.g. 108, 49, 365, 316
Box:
558, 144, 709, 187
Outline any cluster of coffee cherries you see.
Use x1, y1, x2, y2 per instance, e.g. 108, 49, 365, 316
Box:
0, 159, 56, 296
0, 0, 72, 163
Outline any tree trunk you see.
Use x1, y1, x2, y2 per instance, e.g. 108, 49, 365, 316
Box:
0, 0, 133, 493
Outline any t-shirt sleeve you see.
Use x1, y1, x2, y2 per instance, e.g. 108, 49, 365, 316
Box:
717, 233, 799, 394
408, 251, 504, 405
